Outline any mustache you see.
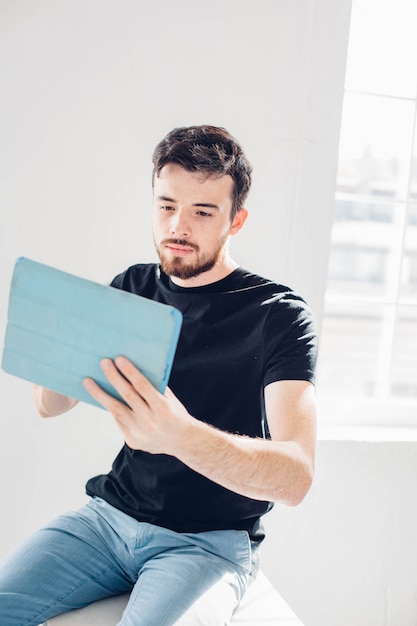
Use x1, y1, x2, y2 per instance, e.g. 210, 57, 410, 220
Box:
161, 238, 199, 251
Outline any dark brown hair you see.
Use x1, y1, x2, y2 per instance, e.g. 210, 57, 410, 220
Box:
152, 125, 252, 219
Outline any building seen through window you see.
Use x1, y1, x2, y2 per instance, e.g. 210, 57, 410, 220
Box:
317, 0, 417, 405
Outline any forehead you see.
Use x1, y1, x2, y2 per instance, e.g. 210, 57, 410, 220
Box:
154, 164, 234, 206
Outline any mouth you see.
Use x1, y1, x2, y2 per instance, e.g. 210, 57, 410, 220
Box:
162, 240, 197, 257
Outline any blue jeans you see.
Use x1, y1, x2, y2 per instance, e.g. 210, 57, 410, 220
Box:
0, 497, 256, 626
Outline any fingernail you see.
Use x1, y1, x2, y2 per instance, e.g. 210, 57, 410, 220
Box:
115, 356, 126, 367
101, 359, 111, 370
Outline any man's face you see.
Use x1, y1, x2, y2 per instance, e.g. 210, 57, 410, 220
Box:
152, 163, 244, 284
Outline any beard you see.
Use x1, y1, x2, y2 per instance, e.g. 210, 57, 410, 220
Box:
155, 236, 227, 280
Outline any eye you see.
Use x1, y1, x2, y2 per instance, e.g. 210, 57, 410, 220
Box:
160, 205, 174, 211
196, 210, 212, 218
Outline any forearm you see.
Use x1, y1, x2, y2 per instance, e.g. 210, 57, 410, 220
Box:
33, 384, 79, 417
82, 358, 315, 504
175, 419, 314, 506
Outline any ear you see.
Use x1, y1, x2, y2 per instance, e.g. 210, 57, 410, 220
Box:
230, 208, 248, 236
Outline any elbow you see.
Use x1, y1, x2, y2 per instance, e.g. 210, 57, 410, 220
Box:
287, 477, 313, 506
32, 384, 78, 418
282, 463, 315, 507
37, 405, 53, 418
33, 386, 49, 418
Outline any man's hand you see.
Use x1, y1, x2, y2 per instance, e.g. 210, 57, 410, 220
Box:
83, 356, 194, 455
84, 356, 316, 506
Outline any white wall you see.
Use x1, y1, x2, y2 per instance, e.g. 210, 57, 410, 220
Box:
262, 439, 417, 626
0, 0, 349, 320
5, 1, 402, 625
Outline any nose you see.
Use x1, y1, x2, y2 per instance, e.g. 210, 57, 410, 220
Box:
169, 209, 190, 238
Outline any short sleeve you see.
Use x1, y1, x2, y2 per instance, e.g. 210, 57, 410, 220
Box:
262, 292, 318, 387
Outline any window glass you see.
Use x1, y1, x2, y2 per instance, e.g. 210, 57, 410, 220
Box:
337, 93, 415, 202
318, 0, 417, 411
412, 129, 417, 202
390, 305, 417, 397
401, 205, 417, 302
318, 302, 393, 397
345, 0, 417, 98
328, 200, 405, 300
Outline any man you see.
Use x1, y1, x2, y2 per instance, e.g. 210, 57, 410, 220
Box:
0, 125, 317, 625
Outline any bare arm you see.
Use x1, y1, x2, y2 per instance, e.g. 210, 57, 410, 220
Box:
174, 379, 316, 505
33, 384, 79, 417
83, 357, 316, 505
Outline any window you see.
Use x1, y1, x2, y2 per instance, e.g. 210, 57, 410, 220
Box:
317, 0, 417, 426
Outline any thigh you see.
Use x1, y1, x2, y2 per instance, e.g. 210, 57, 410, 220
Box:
0, 502, 133, 626
120, 528, 251, 626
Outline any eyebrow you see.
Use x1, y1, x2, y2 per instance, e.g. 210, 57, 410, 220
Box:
156, 195, 219, 210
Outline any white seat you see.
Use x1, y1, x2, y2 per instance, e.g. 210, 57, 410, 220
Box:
45, 571, 303, 625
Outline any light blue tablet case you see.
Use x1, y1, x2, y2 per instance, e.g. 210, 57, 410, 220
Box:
1, 257, 183, 409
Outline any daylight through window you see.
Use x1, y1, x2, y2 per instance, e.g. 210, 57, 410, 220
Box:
317, 0, 417, 417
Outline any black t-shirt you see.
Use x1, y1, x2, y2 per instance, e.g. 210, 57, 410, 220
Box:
86, 264, 317, 542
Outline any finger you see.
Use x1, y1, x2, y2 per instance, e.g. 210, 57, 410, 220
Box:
83, 376, 127, 414
114, 356, 162, 406
95, 358, 143, 412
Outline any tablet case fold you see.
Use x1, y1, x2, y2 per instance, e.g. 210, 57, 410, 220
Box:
1, 258, 183, 409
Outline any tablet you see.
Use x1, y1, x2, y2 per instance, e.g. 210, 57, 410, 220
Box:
1, 257, 183, 409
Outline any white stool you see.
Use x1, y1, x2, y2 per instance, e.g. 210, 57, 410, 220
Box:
45, 572, 303, 625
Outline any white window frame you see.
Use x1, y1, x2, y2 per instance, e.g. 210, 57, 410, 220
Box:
314, 39, 417, 436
